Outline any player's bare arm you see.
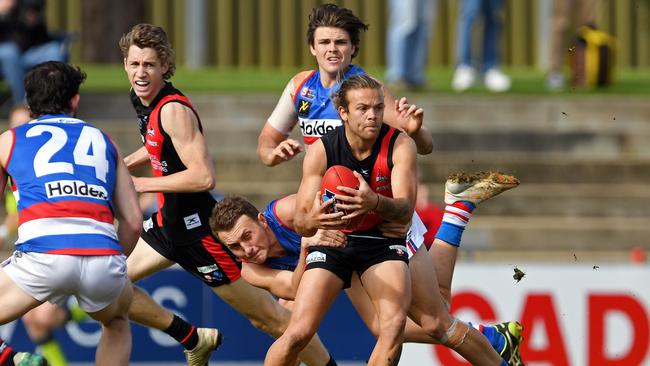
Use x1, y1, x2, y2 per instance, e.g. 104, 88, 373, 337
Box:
382, 87, 433, 155
258, 75, 306, 166
241, 263, 296, 300
113, 150, 143, 256
132, 102, 216, 193
258, 123, 303, 167
294, 141, 346, 237
123, 146, 150, 171
0, 130, 11, 197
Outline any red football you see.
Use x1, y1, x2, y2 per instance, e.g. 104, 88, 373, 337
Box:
321, 165, 366, 231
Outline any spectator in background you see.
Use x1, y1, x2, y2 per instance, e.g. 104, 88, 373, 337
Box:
385, 0, 436, 91
451, 0, 511, 93
0, 0, 66, 106
546, 0, 597, 91
414, 180, 444, 249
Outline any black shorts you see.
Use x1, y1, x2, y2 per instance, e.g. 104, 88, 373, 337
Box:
305, 235, 409, 289
141, 218, 241, 287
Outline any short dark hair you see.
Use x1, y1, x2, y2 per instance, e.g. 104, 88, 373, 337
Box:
210, 195, 260, 234
307, 3, 369, 59
119, 23, 176, 80
25, 61, 86, 117
331, 74, 383, 111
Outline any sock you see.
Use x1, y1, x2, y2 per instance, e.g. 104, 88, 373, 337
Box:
478, 324, 506, 356
38, 338, 67, 366
164, 315, 198, 350
434, 201, 475, 246
325, 354, 337, 366
66, 303, 88, 323
0, 338, 16, 366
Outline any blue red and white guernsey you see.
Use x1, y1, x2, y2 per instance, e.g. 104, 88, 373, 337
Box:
262, 199, 301, 271
293, 64, 365, 145
5, 114, 122, 255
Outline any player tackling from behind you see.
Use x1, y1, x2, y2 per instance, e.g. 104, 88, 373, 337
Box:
120, 24, 336, 366
0, 61, 141, 366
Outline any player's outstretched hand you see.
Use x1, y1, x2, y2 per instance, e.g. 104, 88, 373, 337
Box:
269, 138, 304, 164
394, 97, 424, 136
335, 171, 377, 220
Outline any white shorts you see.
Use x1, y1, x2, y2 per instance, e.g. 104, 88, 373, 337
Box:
1, 251, 127, 313
406, 212, 426, 258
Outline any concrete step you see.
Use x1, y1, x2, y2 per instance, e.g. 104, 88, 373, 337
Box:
467, 216, 649, 252
211, 154, 650, 185
90, 116, 650, 159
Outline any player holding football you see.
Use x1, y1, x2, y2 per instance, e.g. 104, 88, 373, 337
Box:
264, 73, 417, 366
210, 173, 518, 361
257, 4, 524, 365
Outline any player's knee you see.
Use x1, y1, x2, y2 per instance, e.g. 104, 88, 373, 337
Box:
437, 317, 470, 349
378, 313, 407, 343
99, 313, 129, 330
247, 305, 288, 338
282, 327, 314, 352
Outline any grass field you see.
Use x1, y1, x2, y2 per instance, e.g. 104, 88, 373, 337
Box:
78, 64, 650, 96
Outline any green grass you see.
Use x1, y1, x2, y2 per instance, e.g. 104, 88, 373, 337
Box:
79, 64, 650, 96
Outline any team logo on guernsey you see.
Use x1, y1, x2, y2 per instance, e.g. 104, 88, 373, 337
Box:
298, 100, 312, 116
46, 180, 108, 200
147, 128, 155, 137
322, 189, 339, 213
300, 87, 315, 99
184, 213, 201, 230
306, 251, 326, 264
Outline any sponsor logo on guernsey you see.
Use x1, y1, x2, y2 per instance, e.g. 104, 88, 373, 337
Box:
306, 251, 327, 265
146, 139, 158, 147
299, 118, 341, 137
376, 174, 389, 183
389, 245, 408, 257
45, 180, 108, 200
184, 213, 201, 230
197, 264, 219, 274
300, 87, 315, 99
147, 128, 155, 136
298, 100, 312, 116
149, 155, 168, 173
